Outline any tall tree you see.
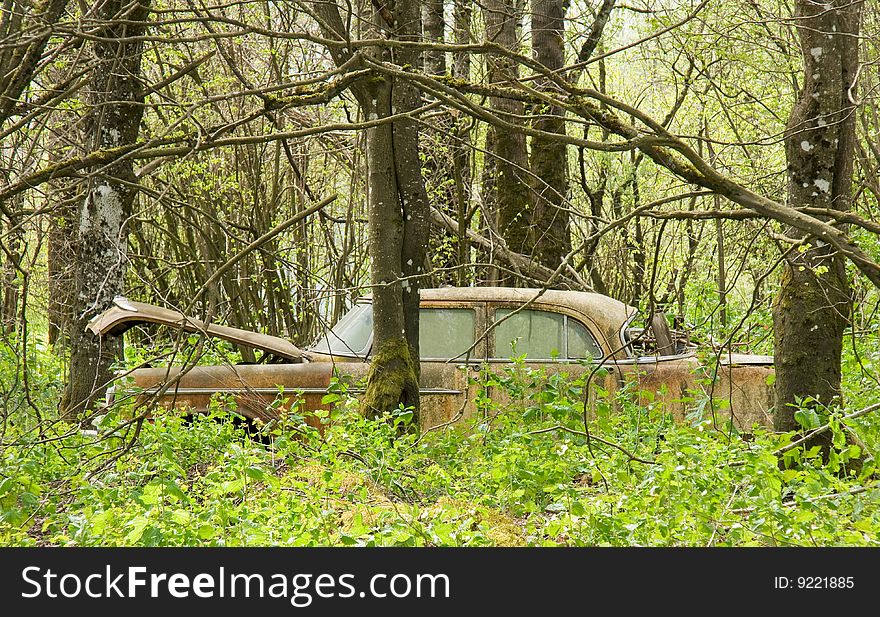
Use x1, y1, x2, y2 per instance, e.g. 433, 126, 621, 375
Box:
451, 0, 473, 285
772, 0, 862, 437
314, 0, 430, 423
529, 0, 571, 269
61, 0, 151, 419
482, 0, 532, 284
422, 0, 446, 76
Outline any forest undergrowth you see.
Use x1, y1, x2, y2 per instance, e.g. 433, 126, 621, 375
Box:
1, 344, 877, 547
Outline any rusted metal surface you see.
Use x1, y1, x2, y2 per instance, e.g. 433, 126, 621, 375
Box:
321, 361, 477, 430
96, 288, 776, 431
720, 353, 774, 366
129, 363, 333, 428
88, 297, 305, 361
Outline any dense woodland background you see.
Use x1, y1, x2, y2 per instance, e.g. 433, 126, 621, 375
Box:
1, 0, 879, 546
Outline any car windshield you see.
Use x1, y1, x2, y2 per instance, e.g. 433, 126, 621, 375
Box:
310, 303, 373, 356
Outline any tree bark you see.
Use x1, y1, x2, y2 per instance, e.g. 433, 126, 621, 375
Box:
314, 1, 427, 424
529, 0, 571, 270
61, 0, 151, 420
772, 0, 861, 438
482, 0, 532, 284
0, 0, 68, 125
422, 0, 446, 76
452, 0, 473, 285
0, 198, 23, 334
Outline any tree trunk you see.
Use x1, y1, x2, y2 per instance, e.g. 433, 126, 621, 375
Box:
452, 0, 473, 285
482, 0, 532, 283
362, 104, 419, 419
421, 0, 459, 286
422, 0, 446, 76
529, 0, 571, 270
0, 0, 68, 125
1, 196, 23, 334
61, 0, 151, 421
314, 1, 427, 424
47, 173, 78, 346
772, 0, 861, 438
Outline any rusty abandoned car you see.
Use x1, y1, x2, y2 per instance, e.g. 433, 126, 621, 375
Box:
89, 287, 775, 431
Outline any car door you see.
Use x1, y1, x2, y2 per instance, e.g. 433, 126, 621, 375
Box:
485, 304, 610, 419
416, 301, 487, 429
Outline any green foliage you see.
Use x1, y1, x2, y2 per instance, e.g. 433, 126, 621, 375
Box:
2, 348, 877, 547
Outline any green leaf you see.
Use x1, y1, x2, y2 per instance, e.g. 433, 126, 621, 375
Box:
124, 517, 150, 544
794, 408, 822, 430
197, 524, 216, 540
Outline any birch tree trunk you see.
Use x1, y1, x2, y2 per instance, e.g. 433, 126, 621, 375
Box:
62, 0, 151, 420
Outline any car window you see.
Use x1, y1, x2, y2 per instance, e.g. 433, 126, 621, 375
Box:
493, 308, 564, 359
310, 303, 373, 356
567, 317, 602, 360
491, 308, 601, 360
312, 304, 476, 359
419, 308, 476, 360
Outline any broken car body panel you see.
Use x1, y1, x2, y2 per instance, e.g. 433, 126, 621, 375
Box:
95, 288, 775, 431
88, 297, 306, 362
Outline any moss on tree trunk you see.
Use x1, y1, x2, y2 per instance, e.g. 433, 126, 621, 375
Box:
361, 338, 419, 426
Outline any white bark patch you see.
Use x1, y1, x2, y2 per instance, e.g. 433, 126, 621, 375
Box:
810, 47, 823, 60
800, 140, 814, 152
104, 127, 121, 145
813, 178, 831, 193
80, 185, 122, 234
817, 117, 827, 127
367, 112, 378, 121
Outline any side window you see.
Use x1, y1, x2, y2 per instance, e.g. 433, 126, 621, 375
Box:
567, 318, 602, 360
491, 308, 602, 360
419, 308, 476, 360
493, 309, 564, 359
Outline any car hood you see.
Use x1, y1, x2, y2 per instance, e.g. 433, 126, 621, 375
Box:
87, 297, 306, 362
